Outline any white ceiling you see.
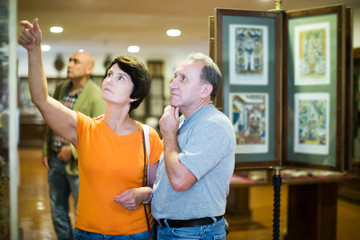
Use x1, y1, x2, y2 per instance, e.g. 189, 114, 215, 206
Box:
17, 0, 360, 58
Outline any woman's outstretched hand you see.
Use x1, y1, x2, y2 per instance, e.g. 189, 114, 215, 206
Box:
18, 18, 42, 51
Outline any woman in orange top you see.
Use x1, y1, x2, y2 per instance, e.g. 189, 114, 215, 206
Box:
18, 18, 163, 239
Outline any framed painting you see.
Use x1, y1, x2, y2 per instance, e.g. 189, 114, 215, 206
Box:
294, 22, 331, 85
229, 24, 269, 85
293, 93, 330, 155
229, 92, 269, 154
283, 5, 347, 171
215, 9, 283, 168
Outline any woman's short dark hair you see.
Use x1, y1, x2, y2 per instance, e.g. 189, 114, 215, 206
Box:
105, 56, 151, 113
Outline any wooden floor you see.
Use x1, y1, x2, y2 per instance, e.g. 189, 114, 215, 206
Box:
18, 148, 360, 240
18, 148, 74, 240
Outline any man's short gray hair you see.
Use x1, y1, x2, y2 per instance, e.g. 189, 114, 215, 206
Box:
186, 52, 222, 101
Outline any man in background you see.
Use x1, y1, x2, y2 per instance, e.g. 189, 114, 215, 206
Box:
42, 51, 106, 239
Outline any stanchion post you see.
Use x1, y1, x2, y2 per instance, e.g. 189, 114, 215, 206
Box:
272, 167, 282, 240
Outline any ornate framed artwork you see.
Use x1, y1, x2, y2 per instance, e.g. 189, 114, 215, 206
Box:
229, 92, 269, 154
293, 22, 331, 86
229, 24, 269, 85
283, 5, 348, 171
293, 93, 330, 155
214, 9, 283, 168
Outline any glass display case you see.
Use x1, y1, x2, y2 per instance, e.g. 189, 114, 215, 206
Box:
0, 1, 10, 238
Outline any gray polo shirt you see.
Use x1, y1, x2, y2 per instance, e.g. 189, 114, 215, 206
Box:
151, 104, 235, 220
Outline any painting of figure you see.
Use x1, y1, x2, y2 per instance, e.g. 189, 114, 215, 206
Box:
229, 24, 268, 85
294, 93, 330, 155
235, 27, 263, 74
294, 22, 330, 85
230, 93, 269, 153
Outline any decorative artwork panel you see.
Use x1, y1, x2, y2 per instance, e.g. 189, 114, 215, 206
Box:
229, 24, 268, 85
294, 93, 330, 155
294, 22, 330, 85
230, 93, 269, 153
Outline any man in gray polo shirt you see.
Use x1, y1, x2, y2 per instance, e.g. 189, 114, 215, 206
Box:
151, 52, 235, 239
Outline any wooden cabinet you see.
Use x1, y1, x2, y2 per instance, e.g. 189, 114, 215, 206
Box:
228, 170, 356, 240
19, 118, 46, 148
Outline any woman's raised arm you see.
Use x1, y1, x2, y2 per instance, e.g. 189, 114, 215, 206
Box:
18, 18, 77, 146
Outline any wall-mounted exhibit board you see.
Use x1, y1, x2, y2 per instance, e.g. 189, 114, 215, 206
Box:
212, 5, 353, 171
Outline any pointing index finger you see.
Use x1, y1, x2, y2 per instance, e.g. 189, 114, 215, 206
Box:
19, 20, 33, 29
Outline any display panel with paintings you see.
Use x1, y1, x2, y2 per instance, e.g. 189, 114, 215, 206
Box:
213, 5, 351, 171
283, 5, 347, 171
214, 8, 283, 167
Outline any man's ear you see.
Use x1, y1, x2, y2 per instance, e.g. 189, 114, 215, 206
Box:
200, 83, 213, 99
86, 65, 94, 75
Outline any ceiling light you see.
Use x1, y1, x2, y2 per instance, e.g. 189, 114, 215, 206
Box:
127, 45, 140, 53
166, 29, 181, 37
50, 26, 63, 33
78, 49, 85, 52
41, 45, 51, 52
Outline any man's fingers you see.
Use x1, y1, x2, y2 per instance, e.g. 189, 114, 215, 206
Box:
174, 106, 179, 118
44, 160, 50, 171
42, 157, 50, 172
